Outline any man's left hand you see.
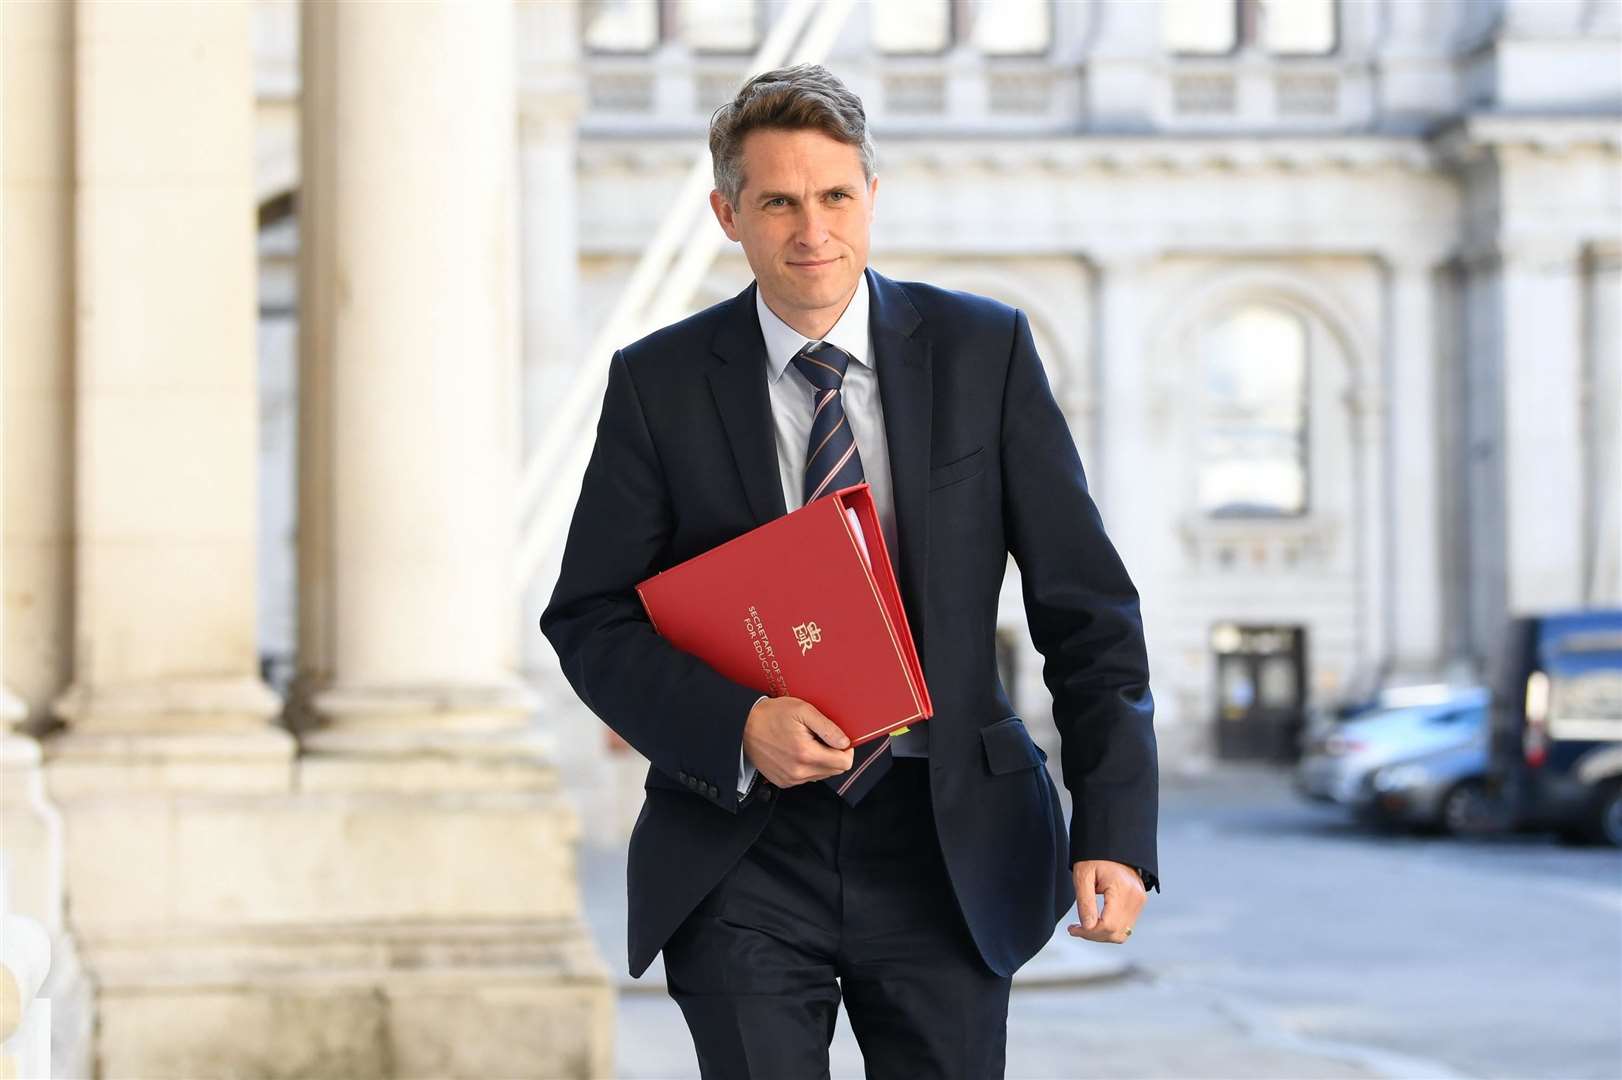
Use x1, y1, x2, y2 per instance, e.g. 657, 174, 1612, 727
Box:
1067, 859, 1144, 944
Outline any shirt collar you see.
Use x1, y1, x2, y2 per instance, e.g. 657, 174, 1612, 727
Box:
756, 270, 872, 385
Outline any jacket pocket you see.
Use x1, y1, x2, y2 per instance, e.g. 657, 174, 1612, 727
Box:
979, 714, 1048, 775
928, 445, 985, 491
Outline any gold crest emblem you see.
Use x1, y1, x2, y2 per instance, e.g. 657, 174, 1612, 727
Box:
792, 620, 823, 656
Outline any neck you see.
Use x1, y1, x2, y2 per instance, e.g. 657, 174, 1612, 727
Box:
760, 279, 859, 342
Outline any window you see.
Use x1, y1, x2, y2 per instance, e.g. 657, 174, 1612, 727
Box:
971, 0, 1051, 57
582, 0, 760, 54
872, 0, 1051, 56
583, 0, 659, 52
872, 0, 953, 54
1197, 305, 1308, 517
1164, 0, 1336, 56
677, 0, 760, 52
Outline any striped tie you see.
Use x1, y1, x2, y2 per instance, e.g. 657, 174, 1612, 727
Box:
790, 339, 893, 806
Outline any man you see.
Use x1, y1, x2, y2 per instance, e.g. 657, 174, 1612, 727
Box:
541, 63, 1158, 1078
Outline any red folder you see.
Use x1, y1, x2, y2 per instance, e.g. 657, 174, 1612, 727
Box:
635, 482, 932, 747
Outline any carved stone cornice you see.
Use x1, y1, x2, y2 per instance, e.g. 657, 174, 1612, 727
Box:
579, 134, 1440, 177
1432, 113, 1622, 167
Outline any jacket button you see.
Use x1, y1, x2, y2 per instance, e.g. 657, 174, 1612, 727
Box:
706, 783, 718, 797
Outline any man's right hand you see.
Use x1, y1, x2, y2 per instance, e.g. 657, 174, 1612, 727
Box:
742, 695, 854, 788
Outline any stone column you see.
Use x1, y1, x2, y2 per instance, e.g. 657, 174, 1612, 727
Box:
298, 0, 538, 744
1093, 250, 1160, 546
292, 4, 612, 1076
1350, 357, 1390, 697
50, 0, 281, 735
1382, 253, 1446, 677
3, 0, 75, 722
4, 7, 158, 1077
1092, 250, 1190, 764
1499, 239, 1586, 613
1087, 0, 1156, 131
516, 0, 585, 674
1585, 244, 1622, 605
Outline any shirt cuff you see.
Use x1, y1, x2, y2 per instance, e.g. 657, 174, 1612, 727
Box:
738, 694, 768, 795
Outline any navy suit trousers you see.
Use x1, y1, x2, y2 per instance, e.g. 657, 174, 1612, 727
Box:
661, 758, 1014, 1079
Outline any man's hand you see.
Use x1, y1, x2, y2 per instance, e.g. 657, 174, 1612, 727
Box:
1067, 859, 1145, 944
742, 696, 854, 788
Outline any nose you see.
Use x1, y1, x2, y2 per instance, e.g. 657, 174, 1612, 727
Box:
792, 202, 830, 251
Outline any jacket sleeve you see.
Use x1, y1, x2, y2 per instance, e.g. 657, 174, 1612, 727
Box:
539, 349, 764, 814
999, 309, 1161, 891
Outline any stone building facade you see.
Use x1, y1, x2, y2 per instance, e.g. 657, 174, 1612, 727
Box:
3, 0, 1618, 1075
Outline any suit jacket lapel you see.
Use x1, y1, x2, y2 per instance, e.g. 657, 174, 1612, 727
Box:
709, 280, 788, 527
707, 268, 932, 660
867, 266, 931, 665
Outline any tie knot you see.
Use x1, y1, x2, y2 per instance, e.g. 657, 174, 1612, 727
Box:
790, 340, 851, 392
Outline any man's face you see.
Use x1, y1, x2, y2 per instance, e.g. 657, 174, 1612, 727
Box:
710, 127, 878, 335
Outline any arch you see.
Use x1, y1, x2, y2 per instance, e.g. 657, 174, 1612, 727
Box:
1143, 264, 1374, 414
1143, 261, 1388, 697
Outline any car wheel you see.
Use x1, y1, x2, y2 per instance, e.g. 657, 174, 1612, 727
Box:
1440, 779, 1496, 837
1593, 780, 1622, 848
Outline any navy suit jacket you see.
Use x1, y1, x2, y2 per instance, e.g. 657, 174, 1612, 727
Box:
541, 265, 1158, 979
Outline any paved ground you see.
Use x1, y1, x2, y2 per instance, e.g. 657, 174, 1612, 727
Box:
578, 761, 1622, 1079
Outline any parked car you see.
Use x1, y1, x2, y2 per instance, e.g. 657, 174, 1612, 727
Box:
1294, 686, 1490, 814
1349, 708, 1507, 836
1486, 609, 1622, 846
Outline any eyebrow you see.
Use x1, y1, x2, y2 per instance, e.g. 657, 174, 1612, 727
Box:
754, 185, 857, 204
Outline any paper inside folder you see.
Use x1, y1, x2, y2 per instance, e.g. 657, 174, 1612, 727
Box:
845, 506, 872, 570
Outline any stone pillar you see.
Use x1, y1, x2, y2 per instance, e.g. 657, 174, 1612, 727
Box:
1382, 253, 1446, 677
1350, 357, 1390, 697
1092, 250, 1190, 764
50, 0, 281, 734
1585, 244, 1622, 605
3, 6, 123, 1076
1087, 0, 1156, 131
518, 0, 585, 451
1499, 240, 1586, 613
291, 3, 614, 1077
515, 0, 584, 683
3, 0, 75, 722
298, 0, 537, 743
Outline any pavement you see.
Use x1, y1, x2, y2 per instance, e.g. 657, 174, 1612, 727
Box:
576, 762, 1397, 1078
574, 759, 1622, 1078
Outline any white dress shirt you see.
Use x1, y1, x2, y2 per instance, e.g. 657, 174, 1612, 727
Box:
737, 271, 927, 795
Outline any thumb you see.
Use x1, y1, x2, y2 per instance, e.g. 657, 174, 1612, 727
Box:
1076, 865, 1099, 929
799, 706, 850, 749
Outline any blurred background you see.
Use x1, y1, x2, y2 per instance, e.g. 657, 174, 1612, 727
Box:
3, 0, 1619, 1077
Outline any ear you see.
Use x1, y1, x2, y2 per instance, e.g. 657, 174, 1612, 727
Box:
867, 174, 879, 219
710, 190, 740, 241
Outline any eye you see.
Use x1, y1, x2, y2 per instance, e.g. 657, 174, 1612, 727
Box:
829, 192, 848, 201
765, 197, 787, 207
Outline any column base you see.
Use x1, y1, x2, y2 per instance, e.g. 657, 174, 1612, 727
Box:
302, 677, 541, 740
86, 919, 613, 1080
43, 723, 612, 1079
51, 676, 282, 732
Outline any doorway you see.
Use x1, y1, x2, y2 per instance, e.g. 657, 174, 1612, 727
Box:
1212, 623, 1307, 762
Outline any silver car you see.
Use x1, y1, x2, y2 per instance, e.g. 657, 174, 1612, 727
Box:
1294, 687, 1491, 816
1351, 720, 1506, 835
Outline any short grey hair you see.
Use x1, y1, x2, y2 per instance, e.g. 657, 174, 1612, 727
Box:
708, 63, 877, 207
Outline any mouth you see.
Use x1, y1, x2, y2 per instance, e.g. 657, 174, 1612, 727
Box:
788, 258, 838, 270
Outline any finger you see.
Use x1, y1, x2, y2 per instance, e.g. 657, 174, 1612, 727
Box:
799, 709, 850, 750
808, 746, 855, 775
1094, 878, 1115, 929
1075, 864, 1099, 930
